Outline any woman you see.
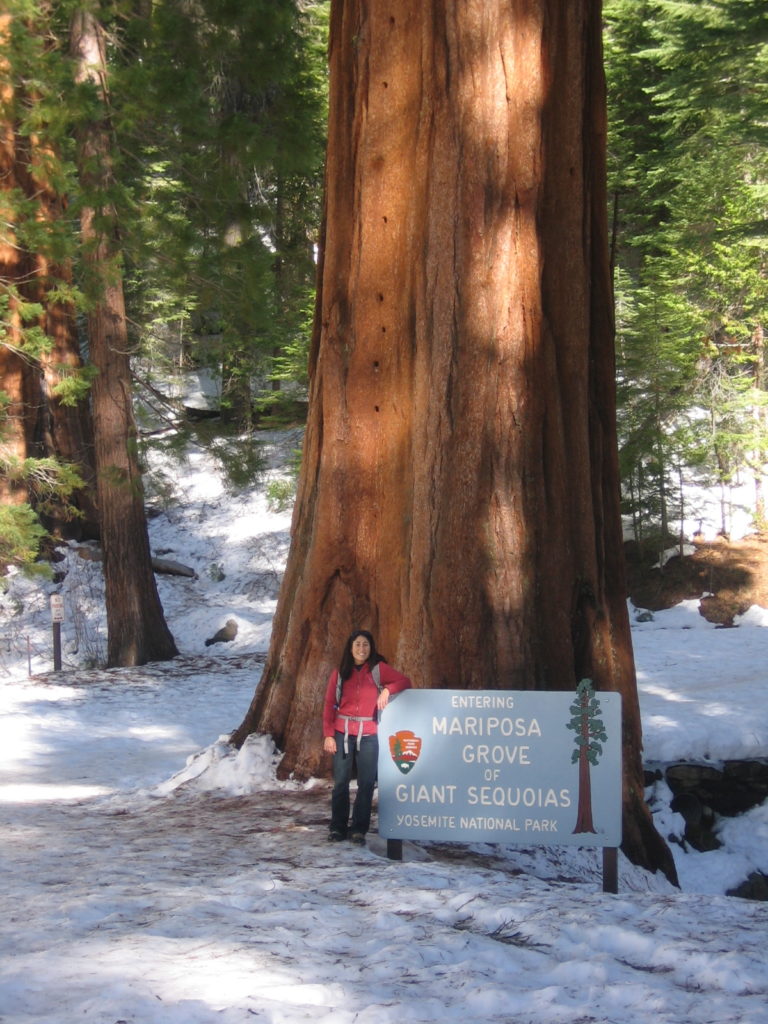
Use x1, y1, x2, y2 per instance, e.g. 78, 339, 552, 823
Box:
323, 629, 411, 844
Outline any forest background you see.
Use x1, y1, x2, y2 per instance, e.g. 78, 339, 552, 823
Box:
1, 0, 767, 618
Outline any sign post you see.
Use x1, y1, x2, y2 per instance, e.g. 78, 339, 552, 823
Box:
50, 594, 64, 671
378, 687, 622, 892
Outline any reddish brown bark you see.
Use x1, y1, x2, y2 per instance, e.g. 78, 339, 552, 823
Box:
71, 7, 177, 667
233, 0, 676, 880
1, 13, 37, 503
0, 11, 97, 532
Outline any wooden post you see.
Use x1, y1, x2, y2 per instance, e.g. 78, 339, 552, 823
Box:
52, 622, 62, 672
387, 839, 403, 861
603, 847, 618, 894
50, 594, 64, 672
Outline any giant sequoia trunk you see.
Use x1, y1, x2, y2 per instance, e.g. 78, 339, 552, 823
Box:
71, 8, 178, 667
233, 0, 675, 879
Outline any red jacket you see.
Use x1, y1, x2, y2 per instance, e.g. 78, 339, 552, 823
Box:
323, 660, 411, 738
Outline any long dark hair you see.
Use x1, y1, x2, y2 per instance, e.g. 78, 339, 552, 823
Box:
338, 629, 384, 681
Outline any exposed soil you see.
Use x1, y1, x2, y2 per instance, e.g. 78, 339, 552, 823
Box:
624, 533, 768, 625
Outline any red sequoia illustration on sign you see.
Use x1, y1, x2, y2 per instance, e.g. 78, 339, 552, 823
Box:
389, 730, 422, 775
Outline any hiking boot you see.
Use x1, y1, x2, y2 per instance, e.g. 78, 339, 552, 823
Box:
328, 829, 345, 842
349, 832, 365, 845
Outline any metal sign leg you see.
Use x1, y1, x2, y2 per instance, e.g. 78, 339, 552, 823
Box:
603, 847, 618, 893
387, 838, 403, 861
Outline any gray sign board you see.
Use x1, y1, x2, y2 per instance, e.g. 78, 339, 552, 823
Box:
378, 688, 622, 847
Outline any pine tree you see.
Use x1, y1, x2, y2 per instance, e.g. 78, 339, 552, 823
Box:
118, 0, 328, 435
606, 0, 768, 537
1, 2, 97, 559
70, 2, 178, 666
2, 0, 327, 579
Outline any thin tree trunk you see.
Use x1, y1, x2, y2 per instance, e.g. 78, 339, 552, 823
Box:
70, 6, 177, 667
233, 0, 676, 881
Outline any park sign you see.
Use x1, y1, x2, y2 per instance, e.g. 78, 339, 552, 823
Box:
50, 594, 64, 623
378, 683, 622, 847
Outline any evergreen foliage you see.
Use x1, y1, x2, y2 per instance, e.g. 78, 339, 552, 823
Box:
606, 0, 768, 540
1, 0, 327, 570
5, 0, 766, 571
115, 0, 328, 432
0, 3, 78, 352
0, 503, 49, 577
568, 679, 608, 767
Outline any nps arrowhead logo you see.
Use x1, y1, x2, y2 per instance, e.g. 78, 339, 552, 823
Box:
389, 730, 422, 775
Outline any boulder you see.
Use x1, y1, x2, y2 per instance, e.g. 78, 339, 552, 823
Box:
665, 759, 768, 815
726, 872, 768, 902
205, 619, 238, 646
151, 557, 197, 578
648, 758, 768, 897
76, 547, 197, 579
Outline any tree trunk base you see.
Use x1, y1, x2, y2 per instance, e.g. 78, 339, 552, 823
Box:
622, 789, 679, 887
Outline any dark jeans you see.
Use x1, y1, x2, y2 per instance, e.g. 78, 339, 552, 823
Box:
330, 731, 379, 835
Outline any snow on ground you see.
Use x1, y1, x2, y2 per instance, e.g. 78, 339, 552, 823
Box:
1, 432, 768, 1024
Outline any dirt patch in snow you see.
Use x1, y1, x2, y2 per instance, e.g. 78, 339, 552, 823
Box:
625, 534, 768, 625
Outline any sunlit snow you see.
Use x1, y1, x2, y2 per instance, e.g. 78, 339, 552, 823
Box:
1, 431, 767, 1023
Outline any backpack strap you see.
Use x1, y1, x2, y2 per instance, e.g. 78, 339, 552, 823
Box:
335, 661, 382, 706
334, 662, 384, 756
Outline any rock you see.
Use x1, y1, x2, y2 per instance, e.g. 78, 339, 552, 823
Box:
665, 762, 725, 809
665, 759, 768, 815
151, 557, 197, 578
669, 791, 720, 852
75, 547, 197, 579
650, 759, 768, 883
76, 545, 103, 562
205, 619, 238, 646
670, 791, 704, 825
722, 759, 768, 812
726, 872, 768, 902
